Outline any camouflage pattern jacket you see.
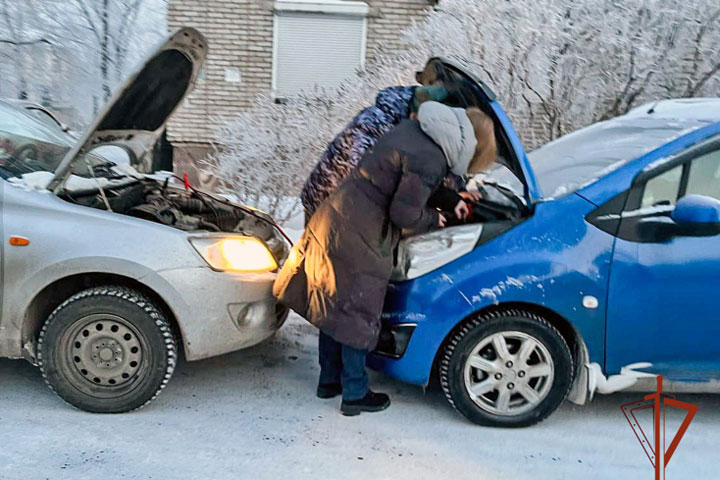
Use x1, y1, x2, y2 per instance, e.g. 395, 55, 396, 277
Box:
300, 86, 415, 218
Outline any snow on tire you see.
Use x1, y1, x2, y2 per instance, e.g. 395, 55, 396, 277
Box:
439, 309, 573, 428
37, 286, 177, 413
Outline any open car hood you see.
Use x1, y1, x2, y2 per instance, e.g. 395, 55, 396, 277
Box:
48, 27, 207, 193
423, 58, 543, 204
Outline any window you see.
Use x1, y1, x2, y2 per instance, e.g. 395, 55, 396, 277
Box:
686, 150, 720, 201
641, 165, 683, 208
272, 0, 368, 99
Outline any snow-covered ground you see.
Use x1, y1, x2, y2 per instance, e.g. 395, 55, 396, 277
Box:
0, 314, 718, 480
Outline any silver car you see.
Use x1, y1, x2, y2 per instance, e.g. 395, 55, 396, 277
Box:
0, 28, 289, 412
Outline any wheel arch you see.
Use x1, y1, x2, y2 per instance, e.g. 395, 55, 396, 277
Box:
22, 272, 183, 363
430, 301, 582, 384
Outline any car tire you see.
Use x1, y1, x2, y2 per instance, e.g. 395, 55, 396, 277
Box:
38, 286, 177, 413
439, 309, 573, 427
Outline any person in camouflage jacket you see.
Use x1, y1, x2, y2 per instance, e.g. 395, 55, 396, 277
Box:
300, 85, 449, 220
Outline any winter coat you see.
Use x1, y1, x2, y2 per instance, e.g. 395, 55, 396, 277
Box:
274, 103, 477, 351
300, 86, 415, 218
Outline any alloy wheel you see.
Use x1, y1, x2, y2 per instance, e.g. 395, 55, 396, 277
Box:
463, 331, 554, 416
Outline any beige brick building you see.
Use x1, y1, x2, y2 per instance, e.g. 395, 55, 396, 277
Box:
167, 0, 433, 171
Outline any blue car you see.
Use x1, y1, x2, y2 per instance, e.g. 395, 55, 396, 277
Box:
369, 59, 720, 427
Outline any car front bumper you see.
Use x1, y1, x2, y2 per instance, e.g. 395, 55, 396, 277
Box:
368, 318, 432, 386
156, 267, 286, 361
367, 273, 477, 387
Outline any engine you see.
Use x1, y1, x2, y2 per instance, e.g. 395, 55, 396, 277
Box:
63, 178, 289, 263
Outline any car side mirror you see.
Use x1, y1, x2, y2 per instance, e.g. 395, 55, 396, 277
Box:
671, 194, 720, 225
635, 215, 678, 242
639, 195, 720, 241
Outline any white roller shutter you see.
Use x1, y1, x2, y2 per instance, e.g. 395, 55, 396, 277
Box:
273, 1, 368, 98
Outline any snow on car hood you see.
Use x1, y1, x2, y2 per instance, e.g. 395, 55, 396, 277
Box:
9, 164, 144, 193
48, 27, 207, 193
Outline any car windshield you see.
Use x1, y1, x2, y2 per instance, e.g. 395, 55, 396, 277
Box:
525, 116, 711, 198
24, 106, 65, 133
0, 102, 107, 180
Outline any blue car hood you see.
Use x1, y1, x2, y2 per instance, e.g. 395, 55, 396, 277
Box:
426, 58, 543, 205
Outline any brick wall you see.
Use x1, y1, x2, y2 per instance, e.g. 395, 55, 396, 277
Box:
168, 0, 275, 146
366, 0, 432, 59
167, 0, 432, 155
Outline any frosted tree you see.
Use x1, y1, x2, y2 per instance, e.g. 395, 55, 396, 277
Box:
202, 92, 333, 224
0, 0, 166, 123
573, 0, 720, 120
72, 0, 167, 110
202, 48, 428, 222
208, 0, 720, 222
402, 0, 720, 141
0, 0, 54, 100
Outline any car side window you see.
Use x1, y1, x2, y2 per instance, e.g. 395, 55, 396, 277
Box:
685, 149, 720, 201
590, 139, 720, 243
641, 165, 683, 208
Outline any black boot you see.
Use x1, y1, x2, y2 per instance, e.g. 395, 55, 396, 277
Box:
316, 382, 342, 399
341, 391, 391, 416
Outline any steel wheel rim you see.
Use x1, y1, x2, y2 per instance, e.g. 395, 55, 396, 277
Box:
60, 313, 149, 397
463, 331, 554, 416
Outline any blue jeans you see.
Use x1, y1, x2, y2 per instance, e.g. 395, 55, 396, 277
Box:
318, 332, 369, 401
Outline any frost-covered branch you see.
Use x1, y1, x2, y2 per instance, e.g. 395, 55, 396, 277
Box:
208, 0, 720, 223
0, 37, 52, 46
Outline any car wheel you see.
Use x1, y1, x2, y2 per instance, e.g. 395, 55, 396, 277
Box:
38, 286, 177, 413
439, 309, 573, 427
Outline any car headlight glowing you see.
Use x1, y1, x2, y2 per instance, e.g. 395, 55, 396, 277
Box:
190, 236, 278, 273
391, 225, 483, 281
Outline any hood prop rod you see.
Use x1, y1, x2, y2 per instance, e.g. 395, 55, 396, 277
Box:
86, 162, 113, 212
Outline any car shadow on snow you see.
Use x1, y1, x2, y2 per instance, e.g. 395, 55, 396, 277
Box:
1, 314, 719, 427
167, 316, 720, 425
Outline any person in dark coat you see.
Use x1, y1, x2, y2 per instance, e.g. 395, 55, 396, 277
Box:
300, 85, 450, 221
274, 102, 497, 415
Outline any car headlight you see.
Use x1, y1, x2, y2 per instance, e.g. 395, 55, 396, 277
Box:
391, 225, 482, 281
190, 236, 278, 273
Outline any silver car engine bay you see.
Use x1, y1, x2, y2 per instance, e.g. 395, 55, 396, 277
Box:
62, 177, 290, 263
